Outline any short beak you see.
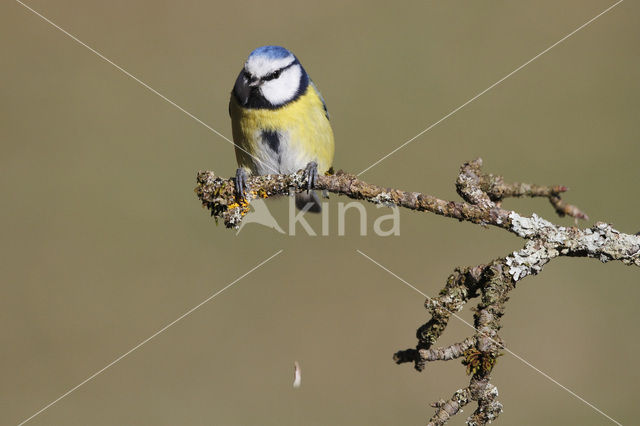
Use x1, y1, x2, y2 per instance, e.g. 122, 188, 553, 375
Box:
248, 78, 261, 87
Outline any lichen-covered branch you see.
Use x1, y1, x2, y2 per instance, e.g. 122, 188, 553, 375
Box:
196, 161, 586, 232
195, 167, 518, 231
195, 160, 638, 267
195, 159, 640, 425
457, 160, 588, 220
429, 388, 472, 425
389, 160, 637, 425
420, 337, 477, 363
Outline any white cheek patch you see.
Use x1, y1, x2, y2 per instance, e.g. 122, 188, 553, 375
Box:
245, 55, 295, 78
260, 65, 302, 106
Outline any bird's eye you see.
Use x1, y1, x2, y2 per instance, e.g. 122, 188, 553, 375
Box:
264, 69, 281, 81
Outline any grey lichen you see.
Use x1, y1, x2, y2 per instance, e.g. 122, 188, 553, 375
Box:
467, 383, 502, 426
505, 212, 640, 282
569, 222, 640, 266
371, 191, 395, 207
505, 240, 557, 282
226, 207, 245, 229
454, 388, 471, 406
509, 212, 555, 239
289, 170, 305, 188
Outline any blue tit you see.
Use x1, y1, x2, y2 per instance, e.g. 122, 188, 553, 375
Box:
229, 45, 335, 212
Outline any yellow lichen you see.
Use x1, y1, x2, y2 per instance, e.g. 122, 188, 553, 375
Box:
462, 348, 502, 376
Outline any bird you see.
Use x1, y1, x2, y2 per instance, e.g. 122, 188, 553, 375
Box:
229, 45, 335, 212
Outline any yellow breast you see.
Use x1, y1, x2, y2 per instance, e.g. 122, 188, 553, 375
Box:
230, 84, 335, 175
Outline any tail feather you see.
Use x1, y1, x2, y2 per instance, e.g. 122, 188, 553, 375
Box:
295, 191, 322, 213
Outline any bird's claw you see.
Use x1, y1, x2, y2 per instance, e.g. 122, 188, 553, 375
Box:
234, 168, 249, 201
303, 161, 318, 193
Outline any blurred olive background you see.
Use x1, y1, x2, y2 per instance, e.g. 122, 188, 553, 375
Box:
2, 1, 639, 425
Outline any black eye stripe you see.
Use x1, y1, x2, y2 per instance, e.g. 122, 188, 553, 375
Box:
261, 61, 297, 82
242, 60, 298, 83
262, 69, 281, 81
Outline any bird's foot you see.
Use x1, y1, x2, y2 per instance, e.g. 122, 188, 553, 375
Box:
234, 168, 249, 201
303, 161, 318, 193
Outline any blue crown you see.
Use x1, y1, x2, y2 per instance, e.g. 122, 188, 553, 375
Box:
248, 45, 293, 60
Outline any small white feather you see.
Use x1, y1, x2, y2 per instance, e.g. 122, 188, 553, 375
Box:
293, 361, 302, 388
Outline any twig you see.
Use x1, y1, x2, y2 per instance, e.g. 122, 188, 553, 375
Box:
195, 159, 640, 424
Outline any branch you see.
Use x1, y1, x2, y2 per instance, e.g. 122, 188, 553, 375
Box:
196, 159, 586, 233
195, 159, 640, 425
195, 160, 637, 266
420, 337, 477, 363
